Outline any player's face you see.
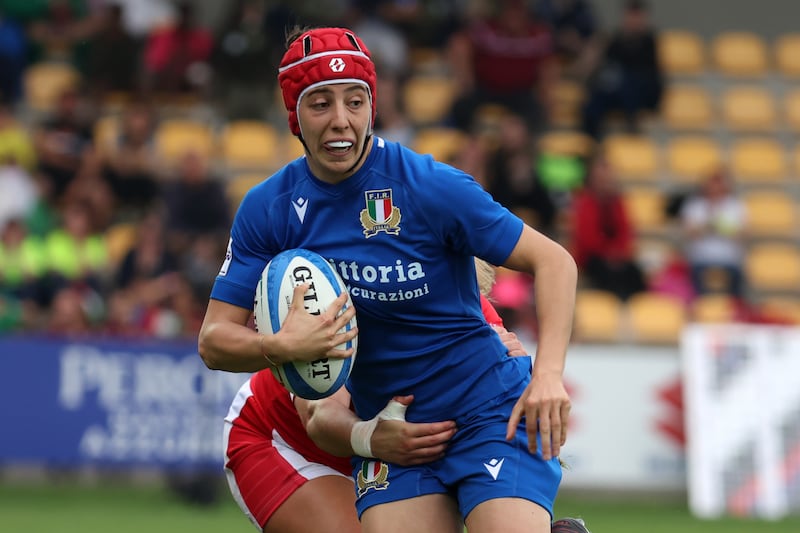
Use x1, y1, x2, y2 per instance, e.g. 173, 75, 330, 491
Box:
298, 83, 373, 184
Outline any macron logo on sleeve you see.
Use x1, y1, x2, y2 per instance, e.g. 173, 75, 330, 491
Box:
292, 197, 308, 223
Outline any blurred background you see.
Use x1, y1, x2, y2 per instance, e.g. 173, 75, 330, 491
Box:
1, 0, 799, 531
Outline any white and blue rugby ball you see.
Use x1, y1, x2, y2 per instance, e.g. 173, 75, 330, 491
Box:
254, 248, 357, 400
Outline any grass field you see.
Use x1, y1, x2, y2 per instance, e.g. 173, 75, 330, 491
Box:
1, 478, 799, 533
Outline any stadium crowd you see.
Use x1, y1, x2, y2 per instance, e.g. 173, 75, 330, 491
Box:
0, 0, 795, 341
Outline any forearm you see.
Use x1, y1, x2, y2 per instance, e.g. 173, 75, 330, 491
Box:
197, 319, 270, 372
531, 248, 577, 377
301, 396, 359, 457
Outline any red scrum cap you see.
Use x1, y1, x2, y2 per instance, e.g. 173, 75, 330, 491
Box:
278, 27, 377, 137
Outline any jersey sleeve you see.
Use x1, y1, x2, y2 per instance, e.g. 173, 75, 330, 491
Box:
210, 185, 277, 309
414, 160, 524, 266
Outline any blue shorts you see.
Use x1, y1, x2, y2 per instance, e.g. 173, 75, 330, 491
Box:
352, 389, 563, 520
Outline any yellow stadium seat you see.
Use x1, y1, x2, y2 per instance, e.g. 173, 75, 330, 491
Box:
711, 31, 769, 77
783, 89, 800, 132
690, 294, 741, 323
409, 46, 446, 73
623, 188, 666, 234
627, 292, 687, 344
794, 144, 800, 176
538, 130, 595, 158
741, 191, 797, 239
24, 61, 81, 113
402, 75, 458, 126
745, 243, 800, 293
661, 85, 714, 131
219, 121, 280, 170
720, 86, 778, 132
227, 173, 266, 212
281, 132, 306, 164
549, 79, 586, 128
471, 103, 510, 149
774, 33, 800, 77
604, 134, 660, 181
154, 119, 216, 164
659, 30, 706, 76
729, 138, 787, 183
666, 136, 723, 183
758, 297, 800, 325
93, 115, 120, 155
573, 289, 623, 343
412, 127, 467, 162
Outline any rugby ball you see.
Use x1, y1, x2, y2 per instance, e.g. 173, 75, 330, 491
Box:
254, 248, 357, 400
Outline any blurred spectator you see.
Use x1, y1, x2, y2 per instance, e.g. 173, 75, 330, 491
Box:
85, 3, 142, 98
373, 75, 414, 146
0, 12, 28, 103
262, 1, 298, 68
210, 0, 274, 120
106, 0, 174, 39
678, 168, 747, 299
535, 150, 586, 198
43, 198, 109, 297
648, 248, 694, 306
485, 112, 558, 236
162, 149, 230, 247
447, 133, 490, 187
161, 149, 230, 299
345, 0, 410, 79
446, 0, 558, 133
0, 100, 36, 171
45, 283, 102, 335
114, 209, 176, 290
100, 100, 161, 214
0, 159, 38, 229
0, 293, 28, 331
568, 154, 646, 300
103, 288, 143, 336
142, 1, 213, 95
138, 272, 202, 338
24, 171, 60, 237
580, 0, 663, 139
0, 0, 50, 25
62, 145, 116, 229
536, 0, 598, 66
33, 87, 94, 201
0, 217, 48, 305
105, 209, 202, 338
27, 0, 100, 73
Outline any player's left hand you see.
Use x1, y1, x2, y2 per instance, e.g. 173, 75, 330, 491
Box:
505, 371, 570, 461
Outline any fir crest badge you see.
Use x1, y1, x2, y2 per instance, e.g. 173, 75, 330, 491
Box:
360, 189, 401, 238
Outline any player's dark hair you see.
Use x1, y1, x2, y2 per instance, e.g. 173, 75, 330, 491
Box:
284, 25, 311, 50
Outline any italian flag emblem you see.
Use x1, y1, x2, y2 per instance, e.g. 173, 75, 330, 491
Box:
360, 189, 401, 238
356, 459, 390, 496
367, 189, 393, 224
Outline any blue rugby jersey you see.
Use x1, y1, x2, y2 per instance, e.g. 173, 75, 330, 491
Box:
211, 137, 529, 422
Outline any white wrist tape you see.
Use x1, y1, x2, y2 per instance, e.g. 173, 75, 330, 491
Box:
349, 399, 408, 458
